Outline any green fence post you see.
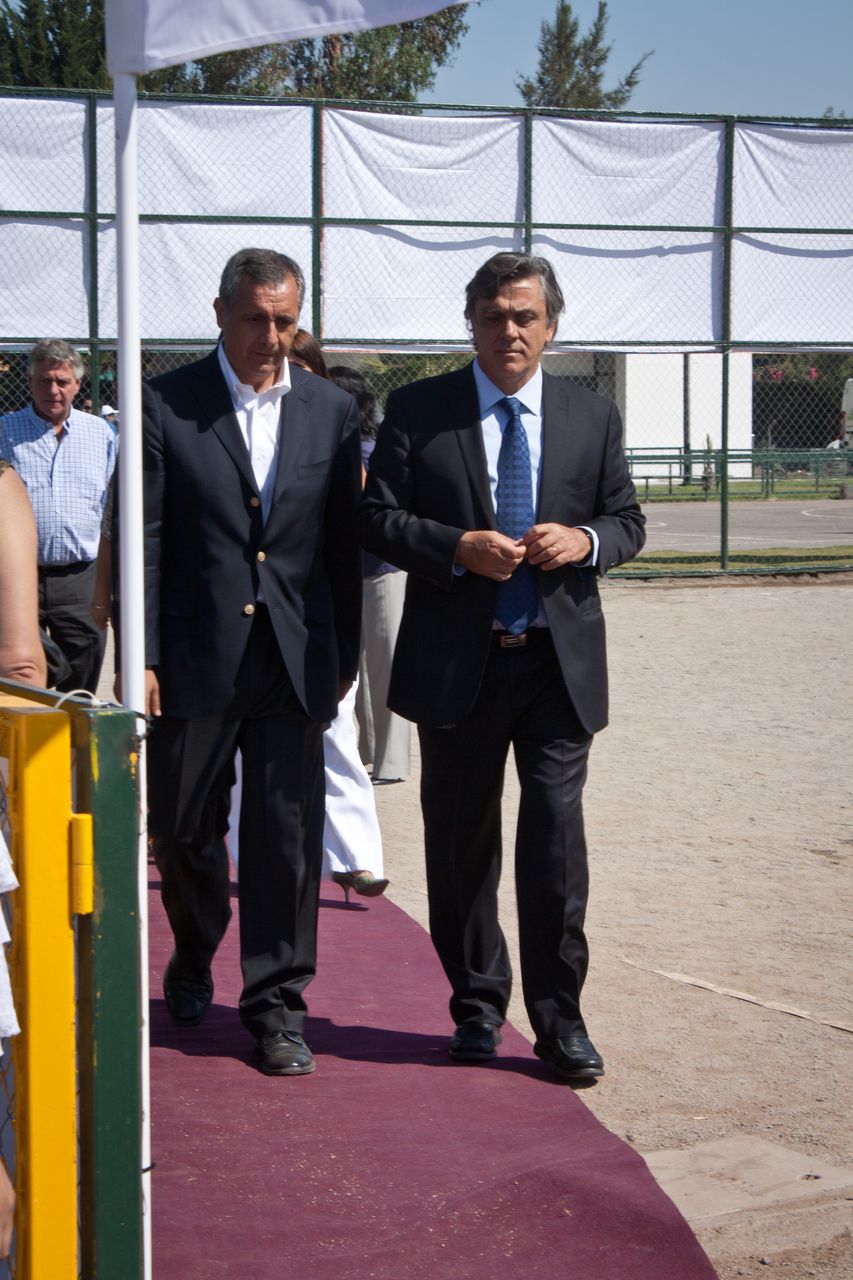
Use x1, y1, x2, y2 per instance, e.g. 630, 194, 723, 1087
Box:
76, 707, 143, 1280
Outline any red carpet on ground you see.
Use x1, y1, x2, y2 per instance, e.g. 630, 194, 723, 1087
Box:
149, 876, 718, 1279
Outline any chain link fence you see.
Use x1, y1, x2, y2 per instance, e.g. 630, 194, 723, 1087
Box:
1, 88, 852, 574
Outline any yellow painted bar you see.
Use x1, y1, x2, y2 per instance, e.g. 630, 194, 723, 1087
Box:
70, 813, 94, 917
4, 706, 78, 1280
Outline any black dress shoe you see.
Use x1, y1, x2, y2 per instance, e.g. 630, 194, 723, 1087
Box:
255, 1030, 316, 1076
534, 1034, 604, 1079
163, 954, 213, 1027
449, 1021, 502, 1061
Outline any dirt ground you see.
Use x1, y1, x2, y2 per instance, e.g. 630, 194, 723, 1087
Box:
101, 576, 852, 1277
371, 578, 853, 1279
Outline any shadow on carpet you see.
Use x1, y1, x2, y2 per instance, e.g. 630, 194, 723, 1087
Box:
150, 881, 718, 1279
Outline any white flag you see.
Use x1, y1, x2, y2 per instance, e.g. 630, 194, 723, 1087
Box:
106, 0, 468, 76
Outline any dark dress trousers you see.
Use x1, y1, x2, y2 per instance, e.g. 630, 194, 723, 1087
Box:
132, 351, 362, 1037
360, 364, 645, 1039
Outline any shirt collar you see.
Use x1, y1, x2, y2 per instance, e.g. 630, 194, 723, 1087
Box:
472, 359, 543, 419
29, 402, 72, 432
217, 343, 290, 410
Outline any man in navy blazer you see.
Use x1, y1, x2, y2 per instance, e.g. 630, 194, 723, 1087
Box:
360, 252, 645, 1078
139, 248, 362, 1076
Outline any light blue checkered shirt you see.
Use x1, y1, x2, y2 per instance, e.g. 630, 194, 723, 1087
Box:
0, 405, 118, 566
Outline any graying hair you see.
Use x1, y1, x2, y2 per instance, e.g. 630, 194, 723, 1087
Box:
27, 339, 85, 380
218, 248, 305, 311
464, 252, 565, 333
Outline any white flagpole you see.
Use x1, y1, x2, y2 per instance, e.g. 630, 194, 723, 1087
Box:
113, 69, 153, 1280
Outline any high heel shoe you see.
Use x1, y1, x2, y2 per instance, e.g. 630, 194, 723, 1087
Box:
332, 870, 390, 905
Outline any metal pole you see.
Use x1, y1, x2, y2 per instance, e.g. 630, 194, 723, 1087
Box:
720, 119, 736, 570
682, 353, 692, 483
113, 70, 152, 1280
523, 111, 533, 255
86, 91, 101, 414
312, 102, 323, 337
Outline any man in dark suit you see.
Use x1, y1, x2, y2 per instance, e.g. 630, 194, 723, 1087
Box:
360, 252, 645, 1079
138, 248, 362, 1076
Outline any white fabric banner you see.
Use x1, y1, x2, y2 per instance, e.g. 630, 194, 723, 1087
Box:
105, 1, 470, 75
0, 98, 89, 213
731, 233, 853, 344
324, 109, 524, 223
95, 102, 313, 215
97, 221, 315, 340
323, 224, 522, 340
734, 125, 853, 229
1, 97, 852, 347
533, 118, 724, 227
534, 231, 720, 346
0, 220, 89, 338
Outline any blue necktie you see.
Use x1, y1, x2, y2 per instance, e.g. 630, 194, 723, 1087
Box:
494, 396, 537, 634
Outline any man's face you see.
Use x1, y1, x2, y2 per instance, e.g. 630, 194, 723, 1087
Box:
470, 275, 556, 393
214, 274, 300, 392
29, 361, 81, 427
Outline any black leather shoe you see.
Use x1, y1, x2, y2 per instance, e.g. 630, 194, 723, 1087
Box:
163, 954, 213, 1027
534, 1034, 604, 1079
255, 1030, 316, 1076
449, 1021, 502, 1061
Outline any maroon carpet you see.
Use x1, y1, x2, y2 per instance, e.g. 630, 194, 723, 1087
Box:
149, 877, 718, 1279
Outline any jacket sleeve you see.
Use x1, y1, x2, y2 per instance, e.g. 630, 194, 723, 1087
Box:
141, 380, 165, 668
585, 401, 646, 574
324, 397, 364, 683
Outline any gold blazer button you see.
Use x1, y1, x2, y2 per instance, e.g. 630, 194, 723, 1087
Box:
242, 603, 256, 616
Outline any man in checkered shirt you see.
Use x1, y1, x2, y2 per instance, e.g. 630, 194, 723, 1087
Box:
0, 340, 117, 692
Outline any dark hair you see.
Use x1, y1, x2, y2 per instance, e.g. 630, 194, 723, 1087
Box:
328, 365, 380, 440
464, 252, 565, 333
218, 247, 305, 311
290, 329, 329, 379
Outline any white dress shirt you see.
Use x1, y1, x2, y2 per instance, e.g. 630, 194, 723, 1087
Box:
217, 344, 290, 524
471, 359, 599, 577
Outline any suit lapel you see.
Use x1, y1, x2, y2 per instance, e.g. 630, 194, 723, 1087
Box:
537, 372, 573, 521
271, 369, 310, 509
195, 352, 259, 496
449, 365, 495, 529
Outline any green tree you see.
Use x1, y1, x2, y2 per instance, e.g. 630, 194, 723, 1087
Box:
276, 9, 469, 101
0, 0, 469, 100
517, 1, 650, 110
0, 0, 108, 89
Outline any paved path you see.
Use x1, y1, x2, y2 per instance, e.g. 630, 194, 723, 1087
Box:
642, 498, 853, 553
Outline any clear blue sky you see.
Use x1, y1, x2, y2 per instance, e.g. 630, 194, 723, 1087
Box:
425, 0, 852, 119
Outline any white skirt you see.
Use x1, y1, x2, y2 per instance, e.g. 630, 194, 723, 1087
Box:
228, 676, 384, 880
0, 828, 20, 1039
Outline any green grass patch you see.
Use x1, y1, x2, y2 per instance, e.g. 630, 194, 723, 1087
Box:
615, 546, 853, 575
638, 480, 851, 503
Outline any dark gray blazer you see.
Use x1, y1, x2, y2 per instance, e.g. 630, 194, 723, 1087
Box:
359, 363, 645, 735
137, 351, 362, 722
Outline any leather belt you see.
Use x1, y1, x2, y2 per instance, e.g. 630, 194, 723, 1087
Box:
492, 629, 552, 650
38, 560, 94, 577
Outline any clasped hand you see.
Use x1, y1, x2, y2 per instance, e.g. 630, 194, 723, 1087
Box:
455, 523, 591, 581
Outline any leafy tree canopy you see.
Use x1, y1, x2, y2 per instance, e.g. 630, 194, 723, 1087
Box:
0, 0, 469, 100
517, 1, 651, 111
0, 0, 108, 89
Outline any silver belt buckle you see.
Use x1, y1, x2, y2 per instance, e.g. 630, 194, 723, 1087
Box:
499, 631, 527, 649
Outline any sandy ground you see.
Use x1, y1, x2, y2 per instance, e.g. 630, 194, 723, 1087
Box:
369, 579, 853, 1280
101, 577, 853, 1277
